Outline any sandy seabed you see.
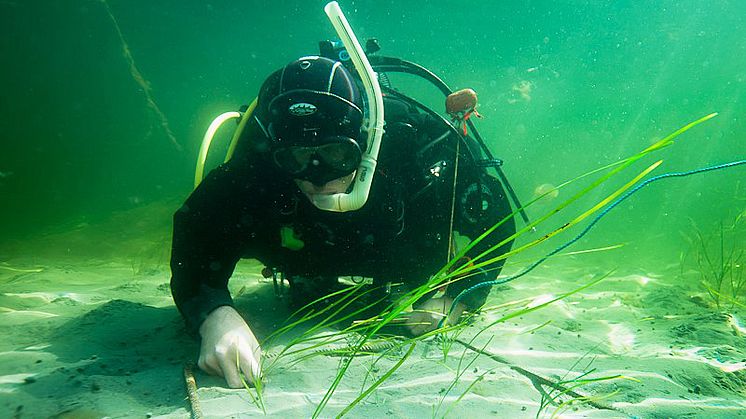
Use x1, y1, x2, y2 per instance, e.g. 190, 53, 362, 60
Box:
1, 207, 744, 418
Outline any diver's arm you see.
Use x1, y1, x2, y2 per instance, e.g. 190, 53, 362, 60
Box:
170, 83, 277, 333
170, 161, 268, 386
405, 174, 513, 336
169, 164, 244, 333
171, 218, 262, 388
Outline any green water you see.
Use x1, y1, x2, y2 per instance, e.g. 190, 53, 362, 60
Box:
1, 0, 743, 268
0, 1, 745, 417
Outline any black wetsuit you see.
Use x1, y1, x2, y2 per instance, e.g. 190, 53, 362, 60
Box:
170, 89, 515, 333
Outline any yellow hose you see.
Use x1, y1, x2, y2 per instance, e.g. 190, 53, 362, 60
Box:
193, 98, 258, 189
225, 98, 257, 162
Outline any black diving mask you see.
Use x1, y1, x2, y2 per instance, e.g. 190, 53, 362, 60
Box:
272, 136, 362, 186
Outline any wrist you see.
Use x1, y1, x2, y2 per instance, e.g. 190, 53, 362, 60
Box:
199, 305, 235, 336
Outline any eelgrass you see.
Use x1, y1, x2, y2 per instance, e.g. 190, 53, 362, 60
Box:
440, 367, 494, 419
691, 215, 746, 312
238, 348, 266, 415
318, 272, 614, 418
317, 115, 716, 417
245, 114, 720, 417
262, 283, 389, 372
536, 348, 639, 418
442, 113, 718, 283
432, 336, 494, 418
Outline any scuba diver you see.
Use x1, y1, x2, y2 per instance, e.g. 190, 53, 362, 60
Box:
170, 50, 519, 388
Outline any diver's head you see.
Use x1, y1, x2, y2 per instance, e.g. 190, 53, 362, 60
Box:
266, 56, 365, 187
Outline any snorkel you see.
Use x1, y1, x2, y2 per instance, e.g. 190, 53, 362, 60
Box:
195, 2, 383, 211
311, 1, 385, 212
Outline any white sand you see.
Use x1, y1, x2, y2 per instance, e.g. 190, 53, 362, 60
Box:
1, 205, 744, 418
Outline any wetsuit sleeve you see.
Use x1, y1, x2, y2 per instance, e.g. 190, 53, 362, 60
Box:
170, 67, 283, 334
169, 164, 250, 334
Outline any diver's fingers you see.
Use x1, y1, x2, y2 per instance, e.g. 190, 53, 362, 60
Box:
403, 313, 428, 336
197, 352, 223, 377
238, 349, 261, 385
217, 349, 244, 389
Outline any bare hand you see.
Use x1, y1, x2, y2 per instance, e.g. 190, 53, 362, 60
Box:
405, 296, 466, 336
198, 306, 262, 388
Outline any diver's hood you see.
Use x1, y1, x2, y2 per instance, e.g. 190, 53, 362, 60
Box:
267, 89, 364, 148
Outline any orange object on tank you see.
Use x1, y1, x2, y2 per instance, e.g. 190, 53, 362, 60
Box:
446, 88, 481, 135
446, 88, 478, 117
